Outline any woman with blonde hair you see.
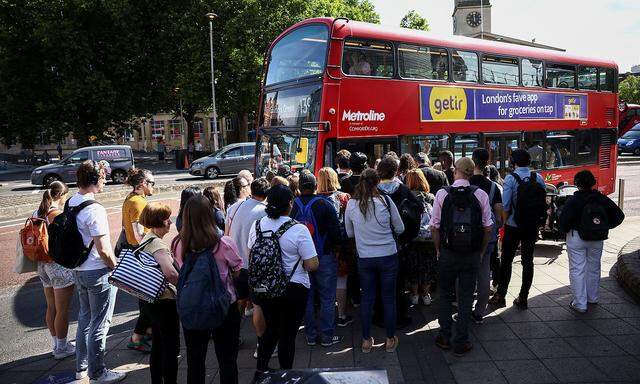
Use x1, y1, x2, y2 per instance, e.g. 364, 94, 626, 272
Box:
34, 181, 76, 359
317, 167, 353, 326
404, 169, 436, 306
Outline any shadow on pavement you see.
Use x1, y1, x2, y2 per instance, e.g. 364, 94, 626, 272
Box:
12, 277, 140, 329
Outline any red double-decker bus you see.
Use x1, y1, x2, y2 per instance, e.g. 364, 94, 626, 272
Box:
255, 18, 619, 194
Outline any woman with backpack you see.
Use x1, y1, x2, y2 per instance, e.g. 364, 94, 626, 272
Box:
404, 169, 436, 306
317, 167, 353, 327
137, 202, 180, 384
247, 184, 319, 377
173, 195, 244, 384
31, 181, 76, 359
558, 170, 624, 313
344, 169, 404, 353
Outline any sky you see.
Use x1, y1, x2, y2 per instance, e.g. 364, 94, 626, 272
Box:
371, 0, 640, 72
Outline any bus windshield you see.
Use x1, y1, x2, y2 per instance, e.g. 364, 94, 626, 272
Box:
256, 129, 318, 176
265, 24, 329, 86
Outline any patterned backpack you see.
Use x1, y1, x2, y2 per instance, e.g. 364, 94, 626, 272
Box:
248, 219, 300, 301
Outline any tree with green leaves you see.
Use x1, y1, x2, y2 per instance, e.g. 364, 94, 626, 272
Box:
400, 10, 430, 31
0, 0, 380, 148
620, 75, 640, 105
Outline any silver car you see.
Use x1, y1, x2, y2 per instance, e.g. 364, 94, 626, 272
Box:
189, 142, 255, 179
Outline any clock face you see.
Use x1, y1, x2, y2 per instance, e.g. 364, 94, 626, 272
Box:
466, 11, 482, 28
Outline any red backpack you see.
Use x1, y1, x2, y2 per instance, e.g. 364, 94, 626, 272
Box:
20, 209, 59, 263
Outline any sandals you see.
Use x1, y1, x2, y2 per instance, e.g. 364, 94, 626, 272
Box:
361, 337, 374, 353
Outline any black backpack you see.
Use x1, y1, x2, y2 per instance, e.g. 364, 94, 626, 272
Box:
441, 185, 483, 254
512, 172, 547, 234
578, 193, 610, 241
48, 200, 99, 269
381, 187, 421, 244
248, 219, 301, 301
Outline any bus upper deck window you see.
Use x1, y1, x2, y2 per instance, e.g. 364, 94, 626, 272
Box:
578, 66, 598, 90
482, 55, 519, 86
599, 68, 615, 92
546, 64, 576, 89
452, 50, 479, 83
342, 39, 394, 78
522, 59, 543, 87
398, 44, 448, 80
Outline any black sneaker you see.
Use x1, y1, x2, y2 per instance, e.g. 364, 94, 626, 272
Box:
453, 342, 473, 356
337, 316, 354, 327
513, 296, 528, 310
452, 313, 483, 324
488, 293, 506, 308
435, 335, 451, 350
321, 335, 343, 347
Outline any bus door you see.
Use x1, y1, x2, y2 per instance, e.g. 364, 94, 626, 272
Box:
337, 138, 399, 168
483, 134, 521, 174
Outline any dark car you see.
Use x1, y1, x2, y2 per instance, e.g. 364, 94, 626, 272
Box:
31, 145, 134, 186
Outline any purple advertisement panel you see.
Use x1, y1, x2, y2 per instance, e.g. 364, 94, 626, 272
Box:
420, 85, 588, 121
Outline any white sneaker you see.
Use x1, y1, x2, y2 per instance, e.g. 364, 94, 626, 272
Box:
76, 370, 88, 380
422, 294, 432, 306
253, 344, 278, 359
410, 295, 419, 305
53, 342, 76, 360
89, 369, 126, 384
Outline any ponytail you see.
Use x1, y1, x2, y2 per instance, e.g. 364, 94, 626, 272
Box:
37, 181, 69, 218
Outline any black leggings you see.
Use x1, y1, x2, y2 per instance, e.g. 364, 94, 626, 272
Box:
256, 283, 309, 372
183, 303, 241, 384
134, 299, 153, 335
143, 299, 180, 384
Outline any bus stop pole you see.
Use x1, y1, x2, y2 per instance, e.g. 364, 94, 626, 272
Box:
618, 179, 625, 210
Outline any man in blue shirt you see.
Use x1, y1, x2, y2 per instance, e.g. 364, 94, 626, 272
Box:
490, 149, 546, 309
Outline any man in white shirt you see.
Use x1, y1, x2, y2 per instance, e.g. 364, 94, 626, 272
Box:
227, 177, 269, 358
71, 161, 124, 383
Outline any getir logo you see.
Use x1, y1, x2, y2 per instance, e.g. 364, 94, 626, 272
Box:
428, 87, 467, 120
342, 110, 386, 122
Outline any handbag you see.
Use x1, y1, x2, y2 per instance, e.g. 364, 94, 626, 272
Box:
109, 237, 167, 303
14, 235, 38, 274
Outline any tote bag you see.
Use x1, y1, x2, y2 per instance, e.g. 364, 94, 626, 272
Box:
109, 238, 167, 302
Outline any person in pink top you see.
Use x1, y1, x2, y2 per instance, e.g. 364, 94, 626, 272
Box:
429, 157, 493, 357
171, 195, 243, 384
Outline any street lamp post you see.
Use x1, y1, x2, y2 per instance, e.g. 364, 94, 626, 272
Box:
206, 12, 220, 151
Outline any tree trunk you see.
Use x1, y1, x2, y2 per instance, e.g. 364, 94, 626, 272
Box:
240, 112, 249, 142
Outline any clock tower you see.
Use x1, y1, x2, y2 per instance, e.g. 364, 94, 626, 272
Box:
453, 0, 491, 37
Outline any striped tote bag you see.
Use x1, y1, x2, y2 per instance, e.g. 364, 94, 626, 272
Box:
109, 238, 167, 302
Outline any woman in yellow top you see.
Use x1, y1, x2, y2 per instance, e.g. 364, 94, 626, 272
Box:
121, 167, 156, 352
122, 168, 155, 246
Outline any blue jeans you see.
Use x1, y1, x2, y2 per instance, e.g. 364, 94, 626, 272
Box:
358, 255, 398, 339
304, 253, 338, 343
75, 268, 118, 379
438, 249, 479, 346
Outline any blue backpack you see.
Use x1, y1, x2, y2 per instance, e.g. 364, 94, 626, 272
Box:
293, 196, 328, 255
176, 247, 231, 330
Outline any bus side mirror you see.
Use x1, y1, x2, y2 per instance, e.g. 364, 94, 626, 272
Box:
295, 138, 309, 164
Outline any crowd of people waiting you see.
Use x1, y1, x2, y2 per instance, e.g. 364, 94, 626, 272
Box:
18, 145, 625, 383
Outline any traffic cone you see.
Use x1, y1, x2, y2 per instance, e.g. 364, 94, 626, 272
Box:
184, 153, 189, 169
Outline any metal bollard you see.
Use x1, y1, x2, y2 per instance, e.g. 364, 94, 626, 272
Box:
618, 179, 625, 210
